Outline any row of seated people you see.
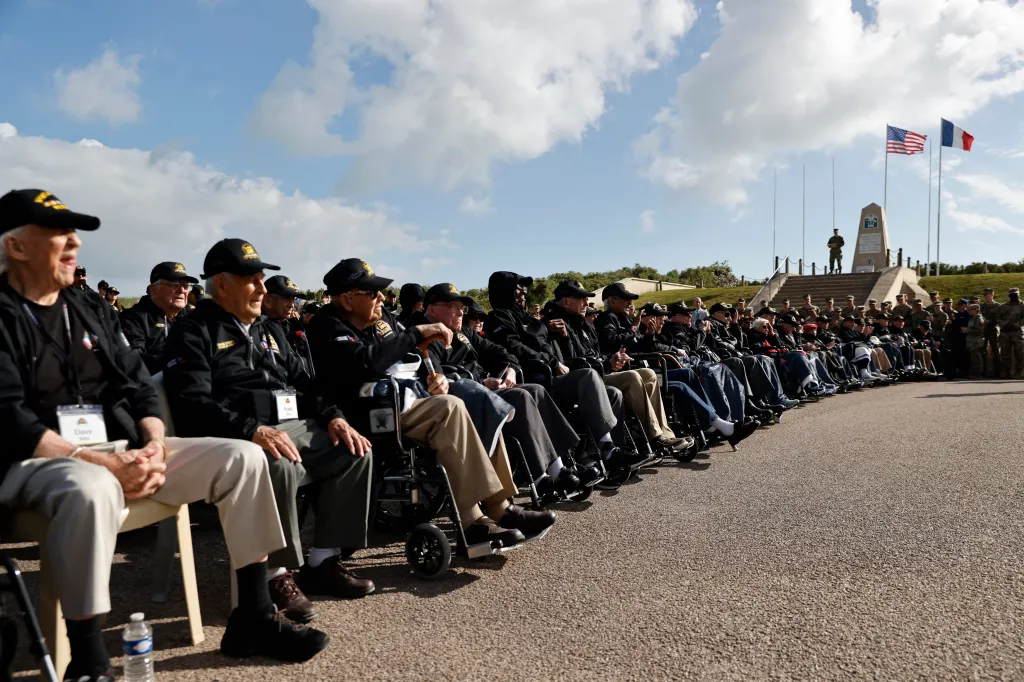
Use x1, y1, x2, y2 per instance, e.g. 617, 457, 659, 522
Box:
1, 188, 770, 681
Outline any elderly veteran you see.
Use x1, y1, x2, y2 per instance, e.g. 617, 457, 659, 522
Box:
0, 191, 328, 679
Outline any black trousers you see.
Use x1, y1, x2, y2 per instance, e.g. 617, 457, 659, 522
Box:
498, 383, 579, 480
548, 368, 622, 442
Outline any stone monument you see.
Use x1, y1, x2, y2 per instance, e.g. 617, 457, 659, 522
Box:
851, 203, 890, 273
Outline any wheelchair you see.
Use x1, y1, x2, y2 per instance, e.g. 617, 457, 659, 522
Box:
0, 554, 59, 682
352, 375, 551, 580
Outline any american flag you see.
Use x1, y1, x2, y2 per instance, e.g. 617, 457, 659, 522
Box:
886, 125, 927, 155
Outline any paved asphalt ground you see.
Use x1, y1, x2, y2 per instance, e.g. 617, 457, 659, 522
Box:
7, 379, 1024, 681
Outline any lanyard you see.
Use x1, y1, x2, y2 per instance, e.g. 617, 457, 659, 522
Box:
22, 301, 85, 405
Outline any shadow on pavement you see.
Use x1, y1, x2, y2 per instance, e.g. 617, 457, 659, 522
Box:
918, 391, 1024, 398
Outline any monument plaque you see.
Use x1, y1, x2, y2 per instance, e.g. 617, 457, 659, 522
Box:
851, 203, 890, 272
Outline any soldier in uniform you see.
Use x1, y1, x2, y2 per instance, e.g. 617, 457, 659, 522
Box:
908, 299, 930, 330
827, 228, 844, 274
996, 287, 1024, 379
864, 299, 881, 320
841, 295, 857, 318
819, 297, 837, 318
797, 294, 819, 321
928, 291, 941, 306
965, 304, 986, 378
891, 294, 912, 320
931, 301, 952, 379
979, 288, 1002, 378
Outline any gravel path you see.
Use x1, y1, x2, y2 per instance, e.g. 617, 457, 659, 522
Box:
9, 379, 1024, 681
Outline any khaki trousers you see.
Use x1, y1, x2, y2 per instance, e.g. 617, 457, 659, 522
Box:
602, 368, 669, 439
871, 348, 892, 372
0, 437, 285, 618
401, 395, 517, 525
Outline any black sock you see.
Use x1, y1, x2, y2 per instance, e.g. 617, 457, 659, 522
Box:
65, 616, 109, 677
235, 562, 274, 617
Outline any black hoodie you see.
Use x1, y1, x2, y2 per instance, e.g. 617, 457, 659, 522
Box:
484, 271, 564, 370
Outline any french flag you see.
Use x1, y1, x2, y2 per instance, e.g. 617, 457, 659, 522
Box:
941, 119, 974, 151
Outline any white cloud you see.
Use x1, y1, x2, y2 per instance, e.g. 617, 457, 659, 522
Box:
459, 195, 494, 216
954, 174, 1024, 214
640, 208, 656, 233
54, 49, 143, 125
248, 0, 698, 191
0, 123, 449, 296
638, 0, 1024, 208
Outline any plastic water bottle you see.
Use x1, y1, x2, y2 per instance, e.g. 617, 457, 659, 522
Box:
122, 613, 154, 681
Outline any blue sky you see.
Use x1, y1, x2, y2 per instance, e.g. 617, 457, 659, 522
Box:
2, 0, 1023, 296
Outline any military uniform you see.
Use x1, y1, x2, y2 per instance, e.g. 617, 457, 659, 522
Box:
908, 306, 930, 330
840, 303, 858, 318
965, 308, 986, 378
864, 305, 882, 321
891, 302, 912, 320
979, 290, 1002, 378
827, 233, 845, 273
996, 289, 1024, 379
797, 303, 819, 320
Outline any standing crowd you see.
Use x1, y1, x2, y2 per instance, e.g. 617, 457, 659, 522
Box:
0, 188, 1020, 681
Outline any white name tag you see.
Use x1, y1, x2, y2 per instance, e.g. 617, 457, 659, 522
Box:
274, 390, 299, 422
56, 405, 108, 446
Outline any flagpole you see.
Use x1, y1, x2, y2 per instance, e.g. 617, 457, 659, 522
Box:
926, 138, 932, 276
883, 125, 889, 212
937, 124, 943, 277
802, 162, 806, 267
832, 156, 835, 229
772, 166, 777, 275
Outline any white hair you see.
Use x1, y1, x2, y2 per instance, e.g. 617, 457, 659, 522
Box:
205, 276, 220, 299
0, 227, 25, 275
751, 318, 769, 332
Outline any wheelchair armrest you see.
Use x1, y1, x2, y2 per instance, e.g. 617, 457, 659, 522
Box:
522, 359, 553, 387
629, 352, 671, 388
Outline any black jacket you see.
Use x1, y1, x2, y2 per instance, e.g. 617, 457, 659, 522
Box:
120, 295, 179, 374
540, 301, 610, 370
707, 317, 746, 357
593, 310, 646, 356
659, 320, 694, 353
306, 305, 424, 418
0, 277, 160, 477
404, 310, 519, 381
485, 272, 564, 370
163, 299, 341, 441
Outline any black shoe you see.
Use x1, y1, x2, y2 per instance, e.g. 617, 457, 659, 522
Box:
599, 447, 631, 485
464, 517, 525, 547
64, 665, 114, 682
554, 468, 581, 494
221, 607, 329, 662
726, 420, 759, 451
574, 460, 602, 487
498, 504, 556, 536
624, 447, 652, 468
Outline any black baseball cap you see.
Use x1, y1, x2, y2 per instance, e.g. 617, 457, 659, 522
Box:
891, 315, 905, 322
424, 283, 474, 307
107, 286, 120, 295
667, 302, 691, 316
757, 307, 777, 316
983, 288, 994, 294
602, 282, 638, 300
202, 238, 279, 278
842, 315, 856, 322
943, 297, 953, 303
920, 320, 931, 328
708, 302, 733, 316
875, 313, 889, 320
639, 302, 669, 317
777, 314, 799, 326
150, 261, 199, 284
585, 306, 599, 316
97, 279, 109, 289
191, 284, 205, 297
266, 275, 302, 297
322, 258, 392, 295
554, 280, 595, 299
0, 189, 100, 235
74, 265, 86, 276
465, 301, 487, 320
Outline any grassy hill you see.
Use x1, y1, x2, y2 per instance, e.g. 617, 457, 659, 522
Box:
637, 285, 762, 308
918, 273, 1024, 302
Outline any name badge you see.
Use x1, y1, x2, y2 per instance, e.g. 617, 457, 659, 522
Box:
56, 405, 108, 446
274, 390, 299, 422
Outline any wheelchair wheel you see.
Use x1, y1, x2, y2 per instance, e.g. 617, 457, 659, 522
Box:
405, 523, 451, 580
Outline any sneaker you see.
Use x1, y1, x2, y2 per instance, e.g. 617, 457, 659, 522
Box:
221, 607, 329, 662
295, 557, 375, 599
268, 570, 318, 623
498, 504, 556, 536
464, 516, 525, 547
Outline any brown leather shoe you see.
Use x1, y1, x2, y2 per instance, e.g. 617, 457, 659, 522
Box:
268, 571, 318, 623
296, 557, 375, 599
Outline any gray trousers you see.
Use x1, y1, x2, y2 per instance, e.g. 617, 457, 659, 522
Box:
547, 368, 621, 441
266, 419, 373, 570
498, 384, 579, 480
0, 437, 285, 618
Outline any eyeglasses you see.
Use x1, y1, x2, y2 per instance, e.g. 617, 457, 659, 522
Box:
157, 280, 193, 292
349, 289, 382, 298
